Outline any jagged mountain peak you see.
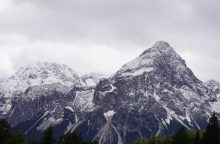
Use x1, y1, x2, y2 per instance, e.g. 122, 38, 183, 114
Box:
152, 40, 172, 51
140, 41, 174, 57
115, 41, 191, 79
14, 61, 79, 79
153, 40, 170, 47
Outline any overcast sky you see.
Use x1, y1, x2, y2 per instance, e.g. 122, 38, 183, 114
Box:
0, 0, 220, 82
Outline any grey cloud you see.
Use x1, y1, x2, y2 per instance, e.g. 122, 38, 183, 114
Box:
0, 0, 220, 82
1, 0, 197, 47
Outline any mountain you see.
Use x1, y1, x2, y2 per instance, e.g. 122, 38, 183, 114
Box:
0, 41, 219, 144
0, 62, 81, 115
86, 41, 215, 143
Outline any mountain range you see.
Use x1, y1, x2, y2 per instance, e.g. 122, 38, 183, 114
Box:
0, 41, 219, 144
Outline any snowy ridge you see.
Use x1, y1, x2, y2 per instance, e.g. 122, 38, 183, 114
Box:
22, 83, 71, 100
0, 62, 80, 96
115, 41, 189, 79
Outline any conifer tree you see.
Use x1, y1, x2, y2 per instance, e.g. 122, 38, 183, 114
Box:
28, 135, 40, 144
41, 127, 53, 144
203, 112, 220, 144
60, 132, 98, 144
172, 127, 189, 144
61, 132, 84, 144
0, 119, 11, 144
6, 133, 24, 144
0, 118, 24, 144
194, 130, 201, 144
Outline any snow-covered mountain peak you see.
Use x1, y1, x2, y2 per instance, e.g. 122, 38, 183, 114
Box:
140, 41, 174, 57
14, 62, 78, 79
0, 62, 80, 96
115, 41, 190, 78
153, 41, 171, 49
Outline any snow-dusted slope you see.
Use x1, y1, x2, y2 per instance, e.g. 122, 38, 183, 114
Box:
0, 62, 80, 96
90, 41, 217, 144
115, 41, 196, 80
80, 73, 107, 87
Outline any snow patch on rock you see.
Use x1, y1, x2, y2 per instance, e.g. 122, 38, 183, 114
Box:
212, 100, 220, 113
74, 89, 95, 112
104, 110, 116, 118
37, 117, 63, 131
65, 106, 74, 112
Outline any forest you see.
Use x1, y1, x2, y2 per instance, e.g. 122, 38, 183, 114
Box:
0, 112, 219, 144
135, 112, 220, 144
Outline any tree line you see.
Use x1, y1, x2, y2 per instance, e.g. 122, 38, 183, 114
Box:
135, 112, 220, 144
0, 119, 97, 144
0, 112, 219, 144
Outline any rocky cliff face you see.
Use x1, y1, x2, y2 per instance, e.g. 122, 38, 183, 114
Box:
0, 41, 219, 144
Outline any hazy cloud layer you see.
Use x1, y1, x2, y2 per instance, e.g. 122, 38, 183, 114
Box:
0, 0, 220, 82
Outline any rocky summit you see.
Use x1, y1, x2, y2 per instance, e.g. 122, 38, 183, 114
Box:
0, 41, 219, 144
